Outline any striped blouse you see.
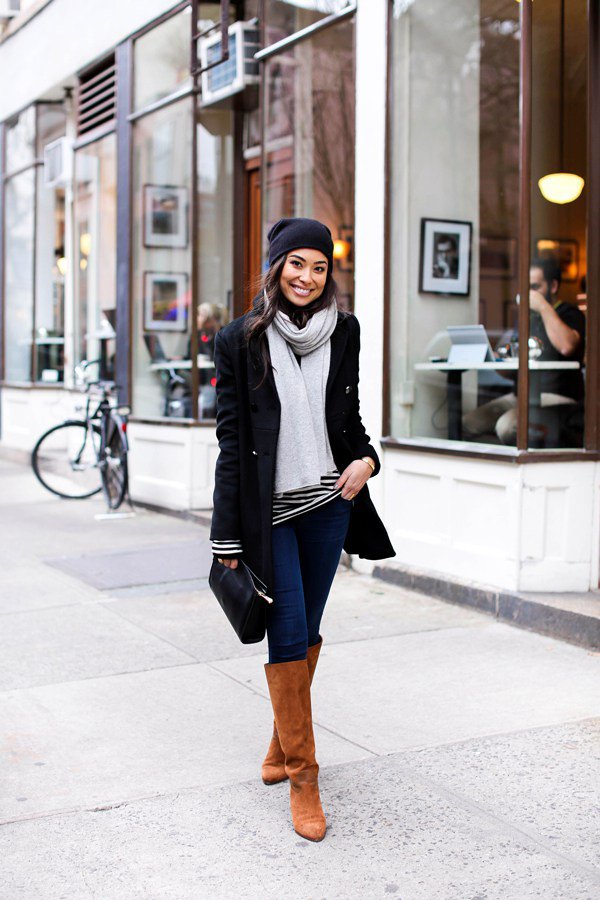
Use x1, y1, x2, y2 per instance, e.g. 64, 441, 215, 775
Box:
211, 471, 343, 558
212, 349, 344, 559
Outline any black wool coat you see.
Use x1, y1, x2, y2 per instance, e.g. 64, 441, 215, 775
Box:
209, 304, 396, 595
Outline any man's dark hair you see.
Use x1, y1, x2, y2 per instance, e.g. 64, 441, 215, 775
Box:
531, 255, 562, 289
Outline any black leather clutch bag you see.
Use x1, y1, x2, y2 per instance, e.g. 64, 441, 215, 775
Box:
209, 558, 273, 644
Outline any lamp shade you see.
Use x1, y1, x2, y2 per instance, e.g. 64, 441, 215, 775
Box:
333, 239, 351, 260
538, 172, 584, 204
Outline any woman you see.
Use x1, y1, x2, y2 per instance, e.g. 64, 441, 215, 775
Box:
210, 217, 395, 842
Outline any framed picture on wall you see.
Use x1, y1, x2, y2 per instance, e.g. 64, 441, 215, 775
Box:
480, 235, 517, 279
143, 184, 188, 249
535, 238, 579, 283
143, 272, 188, 332
419, 218, 472, 296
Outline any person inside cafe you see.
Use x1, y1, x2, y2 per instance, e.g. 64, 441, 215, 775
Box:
462, 256, 585, 444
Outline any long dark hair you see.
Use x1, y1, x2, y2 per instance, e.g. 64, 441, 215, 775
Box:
244, 254, 342, 388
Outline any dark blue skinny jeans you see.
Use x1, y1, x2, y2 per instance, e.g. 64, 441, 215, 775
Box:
267, 495, 352, 664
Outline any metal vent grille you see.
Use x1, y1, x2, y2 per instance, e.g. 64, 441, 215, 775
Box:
76, 56, 116, 137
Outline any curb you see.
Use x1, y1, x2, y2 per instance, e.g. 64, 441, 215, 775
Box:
373, 563, 600, 651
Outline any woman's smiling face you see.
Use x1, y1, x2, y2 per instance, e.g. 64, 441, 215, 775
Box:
279, 248, 329, 307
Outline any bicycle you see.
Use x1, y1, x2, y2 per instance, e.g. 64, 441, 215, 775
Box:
31, 360, 130, 510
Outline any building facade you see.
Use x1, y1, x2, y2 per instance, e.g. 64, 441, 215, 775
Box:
1, 0, 598, 593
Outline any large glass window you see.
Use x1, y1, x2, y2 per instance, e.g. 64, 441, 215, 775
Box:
388, 0, 588, 451
3, 103, 68, 384
34, 170, 66, 383
4, 169, 35, 382
197, 110, 234, 419
266, 0, 353, 44
132, 100, 193, 418
133, 9, 191, 112
5, 106, 35, 173
73, 134, 117, 379
35, 105, 67, 383
527, 0, 587, 449
263, 13, 356, 308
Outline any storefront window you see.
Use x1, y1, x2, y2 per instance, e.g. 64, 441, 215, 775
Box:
133, 9, 191, 112
34, 169, 66, 382
389, 0, 588, 451
73, 134, 117, 379
36, 105, 67, 156
4, 169, 35, 382
197, 110, 234, 419
263, 14, 355, 308
132, 100, 193, 418
5, 106, 35, 172
266, 0, 353, 44
527, 0, 587, 449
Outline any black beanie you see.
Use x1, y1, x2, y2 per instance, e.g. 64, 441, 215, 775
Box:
267, 217, 334, 274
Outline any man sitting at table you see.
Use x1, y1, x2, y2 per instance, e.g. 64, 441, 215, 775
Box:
462, 257, 585, 444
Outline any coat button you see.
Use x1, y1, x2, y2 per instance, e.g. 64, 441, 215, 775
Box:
345, 385, 352, 394
250, 403, 258, 412
252, 450, 258, 456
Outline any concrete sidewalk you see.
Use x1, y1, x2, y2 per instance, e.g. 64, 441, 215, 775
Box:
1, 458, 599, 899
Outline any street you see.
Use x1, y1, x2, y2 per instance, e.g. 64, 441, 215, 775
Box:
1, 457, 599, 899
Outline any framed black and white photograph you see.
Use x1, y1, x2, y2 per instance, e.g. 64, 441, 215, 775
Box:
143, 185, 188, 249
419, 218, 472, 296
143, 272, 188, 333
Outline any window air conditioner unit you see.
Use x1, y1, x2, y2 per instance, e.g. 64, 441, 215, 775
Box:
199, 20, 260, 107
43, 137, 73, 188
0, 0, 19, 21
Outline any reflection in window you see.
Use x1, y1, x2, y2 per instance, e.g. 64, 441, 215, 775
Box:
73, 135, 117, 380
133, 9, 191, 111
263, 16, 355, 308
197, 110, 234, 419
266, 0, 352, 45
526, 0, 587, 449
5, 106, 36, 174
35, 169, 66, 382
4, 170, 35, 382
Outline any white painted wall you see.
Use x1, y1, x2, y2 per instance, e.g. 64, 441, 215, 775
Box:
126, 421, 218, 510
0, 0, 179, 119
382, 448, 600, 593
1, 386, 82, 450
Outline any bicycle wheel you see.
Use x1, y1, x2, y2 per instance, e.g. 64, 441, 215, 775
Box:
32, 421, 102, 499
99, 414, 128, 510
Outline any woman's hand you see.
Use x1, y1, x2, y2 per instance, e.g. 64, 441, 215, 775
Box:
335, 458, 373, 500
217, 558, 239, 569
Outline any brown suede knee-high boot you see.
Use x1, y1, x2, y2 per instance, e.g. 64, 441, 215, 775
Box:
264, 659, 326, 842
261, 638, 323, 785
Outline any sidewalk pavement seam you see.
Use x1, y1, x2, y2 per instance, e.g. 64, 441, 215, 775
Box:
96, 599, 206, 663
385, 713, 600, 755
388, 758, 600, 884
0, 659, 202, 695
205, 660, 381, 758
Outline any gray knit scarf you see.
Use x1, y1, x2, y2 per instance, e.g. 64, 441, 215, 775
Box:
265, 290, 338, 494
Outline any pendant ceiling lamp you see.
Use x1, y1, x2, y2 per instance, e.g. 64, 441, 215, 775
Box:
538, 0, 584, 204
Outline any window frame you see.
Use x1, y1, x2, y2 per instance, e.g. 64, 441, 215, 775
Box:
1, 101, 67, 387
383, 0, 600, 463
123, 1, 244, 424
